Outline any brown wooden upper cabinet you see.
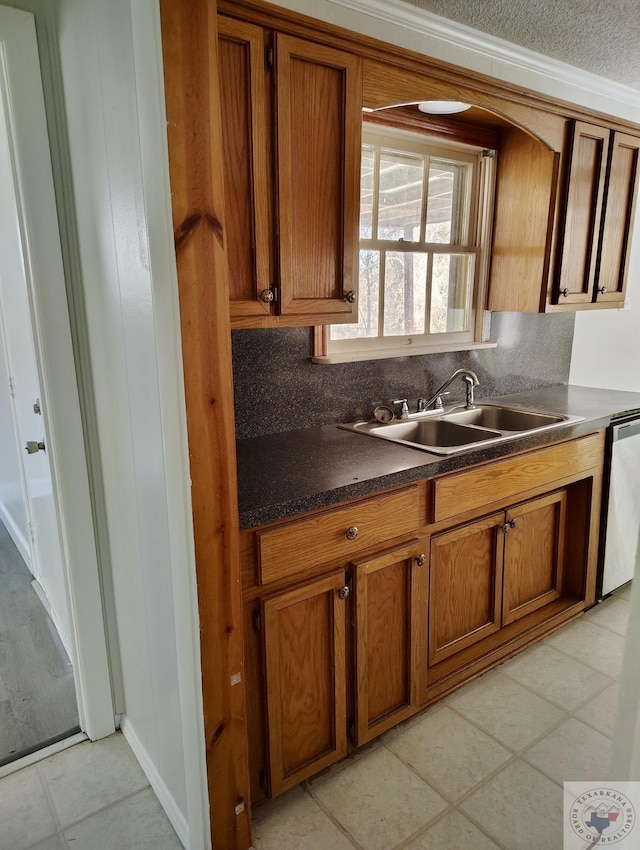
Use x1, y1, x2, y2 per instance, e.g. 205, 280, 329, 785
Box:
552, 121, 640, 309
218, 16, 362, 328
488, 118, 640, 314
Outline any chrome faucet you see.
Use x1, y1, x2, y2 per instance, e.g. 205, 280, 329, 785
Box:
420, 368, 480, 411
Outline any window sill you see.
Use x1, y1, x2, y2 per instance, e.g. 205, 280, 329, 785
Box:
312, 340, 497, 365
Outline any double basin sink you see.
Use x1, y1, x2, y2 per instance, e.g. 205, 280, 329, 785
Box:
339, 403, 584, 455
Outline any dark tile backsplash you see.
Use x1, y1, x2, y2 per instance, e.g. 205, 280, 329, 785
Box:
232, 312, 575, 439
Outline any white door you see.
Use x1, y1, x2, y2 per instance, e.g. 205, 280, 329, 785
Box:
0, 5, 114, 740
0, 122, 70, 645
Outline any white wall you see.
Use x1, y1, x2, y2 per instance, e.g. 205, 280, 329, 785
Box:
46, 0, 208, 846
0, 330, 29, 560
570, 224, 640, 391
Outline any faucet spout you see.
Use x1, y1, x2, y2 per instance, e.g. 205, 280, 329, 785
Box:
421, 368, 479, 411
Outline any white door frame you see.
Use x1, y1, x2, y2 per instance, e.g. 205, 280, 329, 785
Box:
0, 5, 114, 740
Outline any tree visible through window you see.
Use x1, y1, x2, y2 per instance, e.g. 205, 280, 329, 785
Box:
322, 122, 494, 361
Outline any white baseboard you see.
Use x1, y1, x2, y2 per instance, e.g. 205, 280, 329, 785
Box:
120, 716, 190, 849
0, 501, 32, 570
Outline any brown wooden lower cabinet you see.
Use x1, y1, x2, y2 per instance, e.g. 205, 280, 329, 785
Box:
259, 541, 428, 794
245, 432, 605, 805
502, 490, 566, 625
429, 511, 505, 666
353, 540, 427, 745
430, 489, 569, 668
262, 571, 348, 796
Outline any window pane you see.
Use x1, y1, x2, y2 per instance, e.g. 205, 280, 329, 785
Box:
426, 160, 470, 244
430, 253, 473, 334
330, 250, 380, 340
360, 146, 375, 239
383, 251, 427, 336
377, 150, 424, 242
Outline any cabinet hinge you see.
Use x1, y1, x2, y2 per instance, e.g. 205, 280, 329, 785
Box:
345, 572, 353, 593
8, 375, 15, 398
272, 285, 279, 303
265, 45, 274, 71
482, 148, 496, 158
348, 720, 356, 741
252, 609, 261, 632
258, 768, 268, 792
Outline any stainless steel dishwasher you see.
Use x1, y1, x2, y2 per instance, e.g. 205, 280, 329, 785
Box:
598, 415, 640, 598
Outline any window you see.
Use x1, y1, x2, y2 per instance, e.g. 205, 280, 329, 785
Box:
314, 122, 496, 363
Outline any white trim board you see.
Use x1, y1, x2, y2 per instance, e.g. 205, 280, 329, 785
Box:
130, 1, 211, 848
120, 717, 189, 849
268, 0, 640, 118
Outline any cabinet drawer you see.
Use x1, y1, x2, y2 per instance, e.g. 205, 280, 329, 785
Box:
432, 432, 604, 523
257, 486, 420, 584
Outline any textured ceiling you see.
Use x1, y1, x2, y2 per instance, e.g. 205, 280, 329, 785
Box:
403, 0, 640, 89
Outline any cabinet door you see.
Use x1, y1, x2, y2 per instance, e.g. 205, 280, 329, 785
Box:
502, 491, 566, 626
594, 131, 640, 307
262, 571, 347, 796
353, 541, 427, 746
275, 34, 361, 322
218, 17, 273, 320
554, 121, 609, 305
429, 512, 504, 666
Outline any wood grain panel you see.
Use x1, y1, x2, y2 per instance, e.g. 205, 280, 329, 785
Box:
276, 34, 361, 319
502, 490, 566, 625
258, 486, 420, 584
432, 432, 604, 523
159, 1, 251, 846
428, 512, 504, 665
218, 17, 272, 316
554, 121, 609, 304
488, 128, 560, 312
362, 59, 566, 151
243, 602, 268, 805
353, 540, 427, 744
427, 597, 586, 699
596, 131, 640, 305
263, 572, 347, 795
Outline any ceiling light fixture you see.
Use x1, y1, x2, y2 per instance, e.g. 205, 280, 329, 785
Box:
418, 100, 471, 114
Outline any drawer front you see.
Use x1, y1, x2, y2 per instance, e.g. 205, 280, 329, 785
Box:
258, 486, 420, 584
432, 431, 604, 523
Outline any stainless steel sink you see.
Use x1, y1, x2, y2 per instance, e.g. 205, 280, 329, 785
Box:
348, 418, 502, 452
440, 404, 564, 431
338, 403, 583, 455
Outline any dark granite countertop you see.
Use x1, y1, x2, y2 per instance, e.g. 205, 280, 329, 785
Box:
236, 385, 640, 530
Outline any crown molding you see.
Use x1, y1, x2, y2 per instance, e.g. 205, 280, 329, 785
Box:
316, 0, 640, 115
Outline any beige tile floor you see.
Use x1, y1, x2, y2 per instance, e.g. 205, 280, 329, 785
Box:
252, 583, 632, 850
0, 732, 181, 850
1, 585, 632, 850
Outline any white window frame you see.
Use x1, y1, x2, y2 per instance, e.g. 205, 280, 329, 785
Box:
314, 122, 497, 364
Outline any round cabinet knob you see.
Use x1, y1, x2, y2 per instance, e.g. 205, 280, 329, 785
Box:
337, 585, 350, 600
416, 553, 426, 567
509, 518, 517, 529
559, 288, 569, 298
597, 286, 607, 295
345, 525, 359, 541
260, 288, 274, 303
344, 290, 357, 304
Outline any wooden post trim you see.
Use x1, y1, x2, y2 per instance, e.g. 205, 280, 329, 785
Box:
159, 1, 252, 847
